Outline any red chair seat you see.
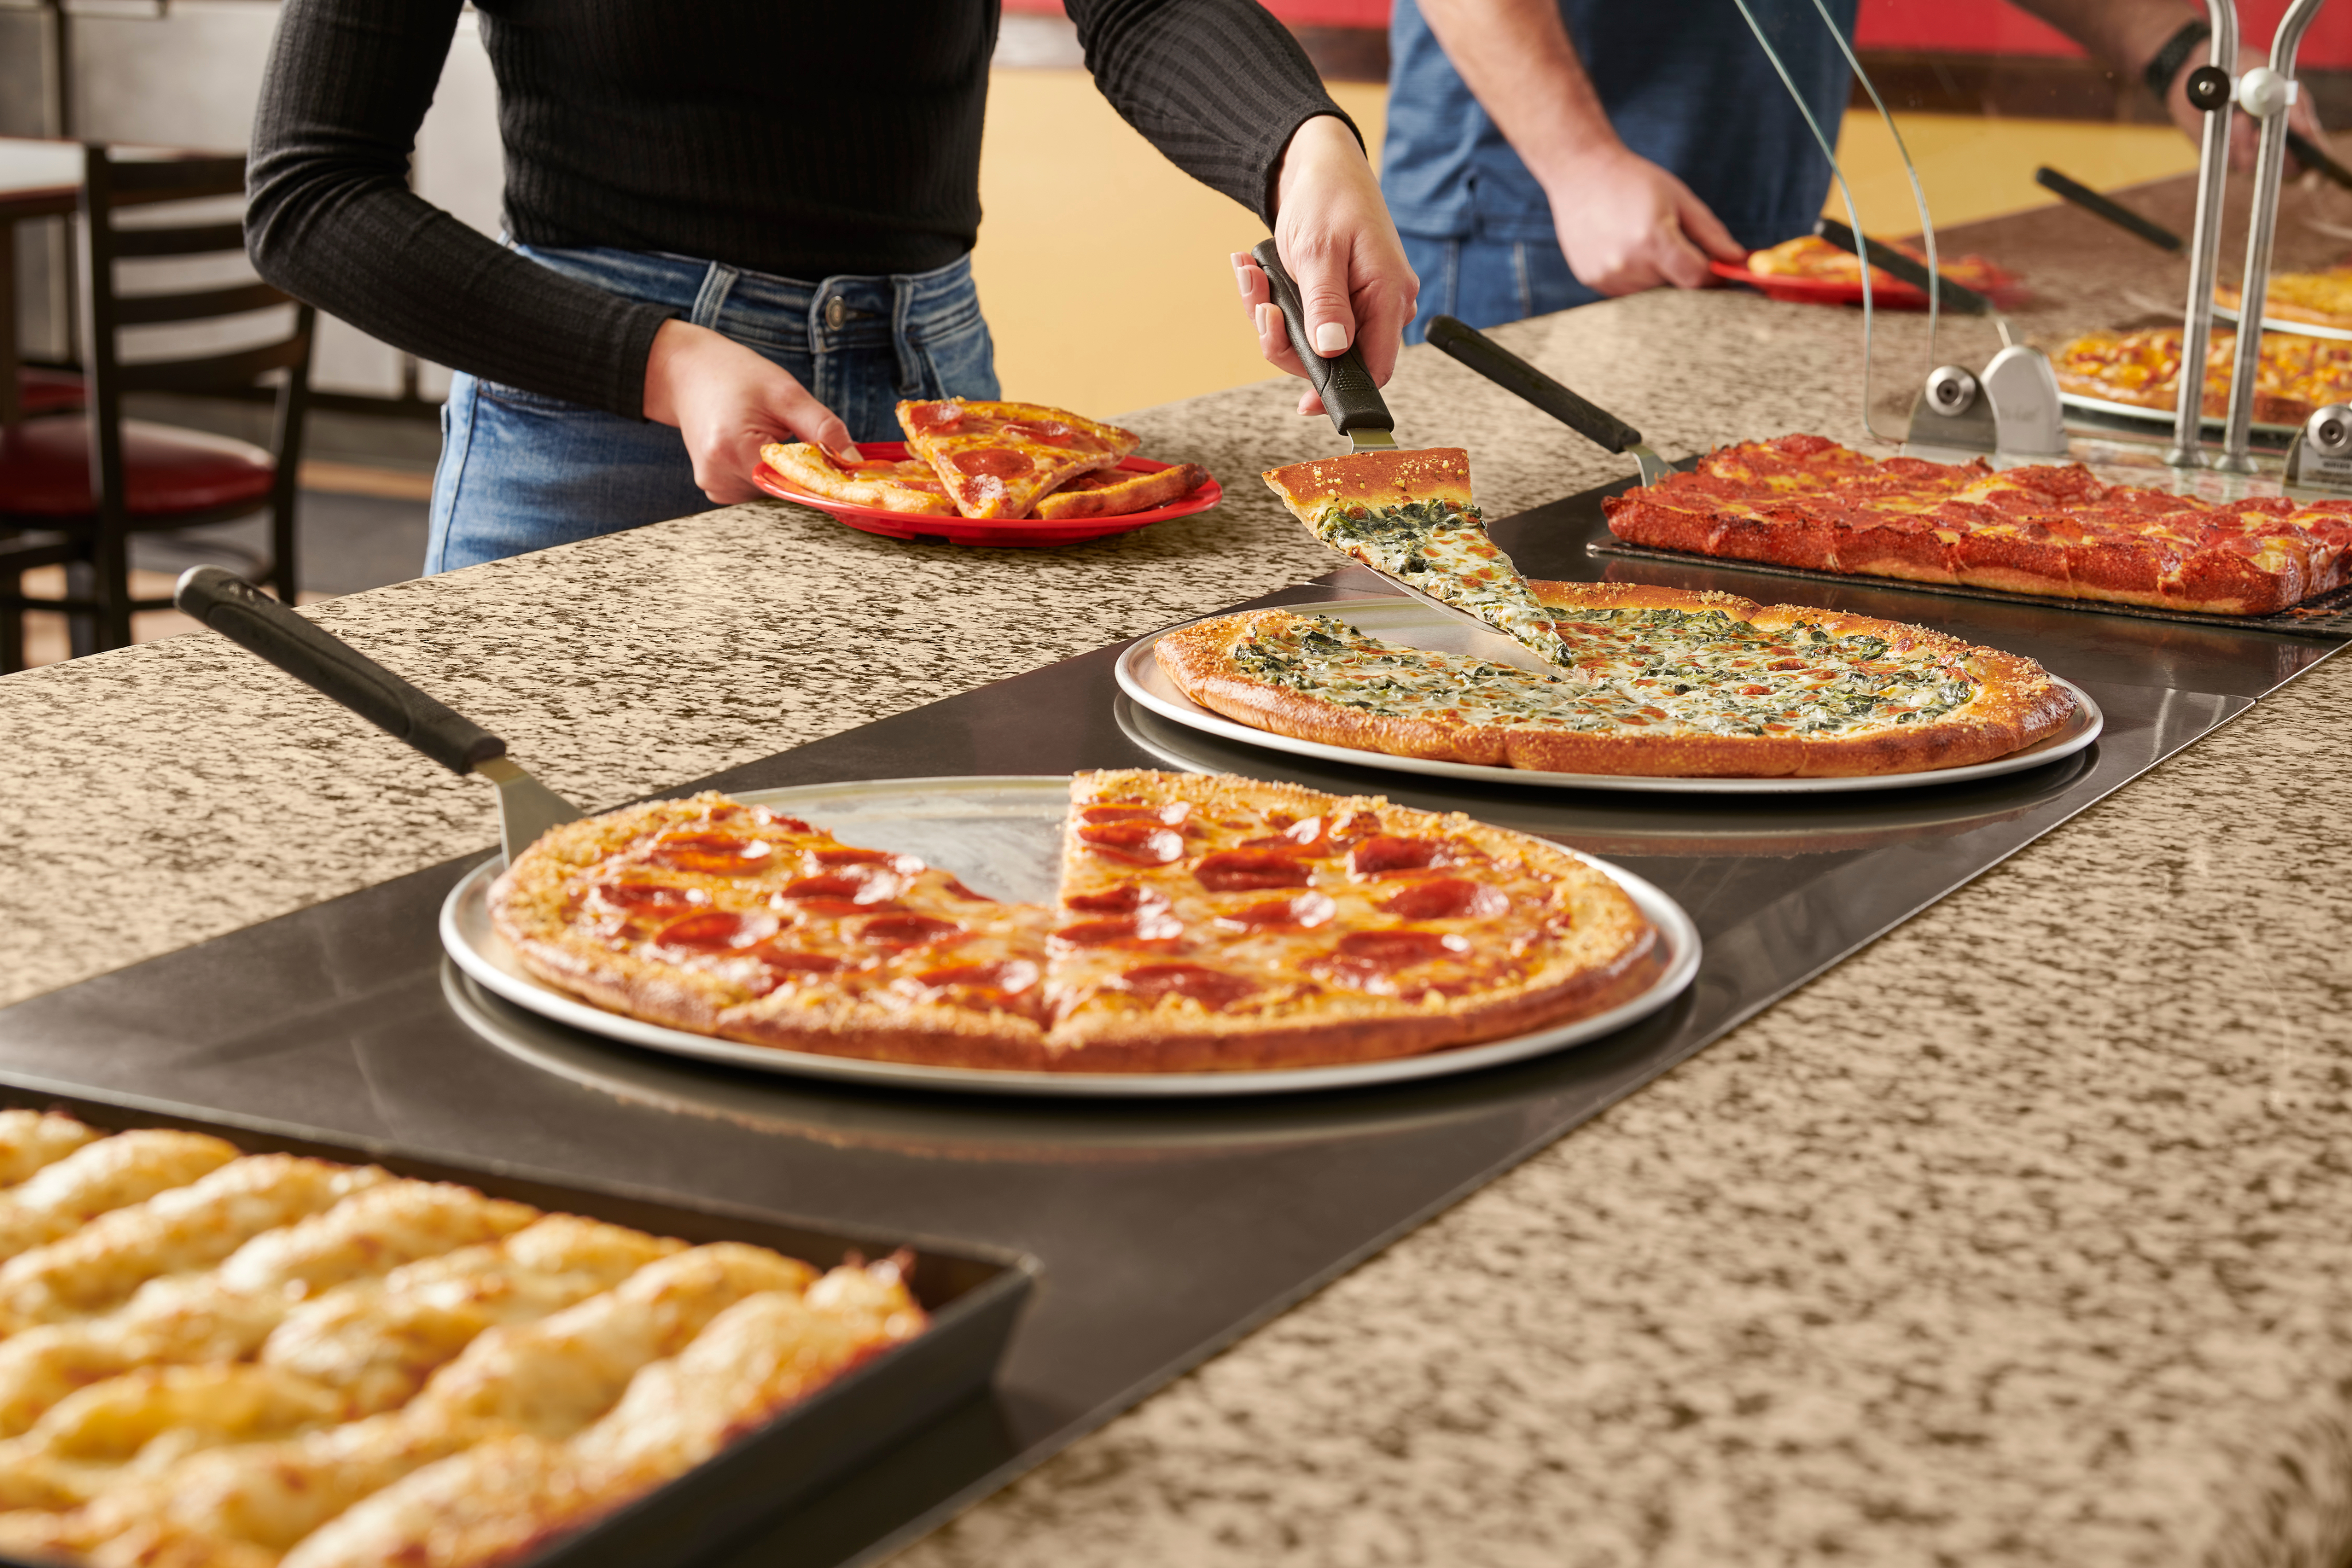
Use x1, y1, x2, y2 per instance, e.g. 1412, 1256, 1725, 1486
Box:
17, 369, 85, 415
0, 416, 276, 518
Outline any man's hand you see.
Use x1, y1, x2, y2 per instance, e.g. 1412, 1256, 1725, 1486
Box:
641, 319, 857, 505
1232, 114, 1418, 418
2163, 43, 2328, 172
1543, 143, 1747, 296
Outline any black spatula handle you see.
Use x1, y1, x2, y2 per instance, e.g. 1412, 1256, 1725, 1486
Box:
1815, 218, 1992, 316
175, 566, 506, 776
1425, 314, 1645, 455
1250, 239, 1394, 439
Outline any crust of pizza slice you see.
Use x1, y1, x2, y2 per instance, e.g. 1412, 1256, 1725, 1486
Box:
1260, 448, 1571, 664
896, 400, 1138, 520
1045, 771, 1658, 1071
758, 443, 955, 516
1032, 462, 1208, 520
1153, 583, 2075, 778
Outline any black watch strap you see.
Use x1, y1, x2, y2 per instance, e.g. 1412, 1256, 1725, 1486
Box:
2145, 18, 2215, 103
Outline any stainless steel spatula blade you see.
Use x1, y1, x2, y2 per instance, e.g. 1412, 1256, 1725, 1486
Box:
1424, 315, 1672, 485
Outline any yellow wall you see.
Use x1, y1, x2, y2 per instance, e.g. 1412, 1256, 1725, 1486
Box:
971, 78, 2200, 419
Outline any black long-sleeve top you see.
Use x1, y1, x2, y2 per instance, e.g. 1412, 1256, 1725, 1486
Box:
246, 1, 1349, 418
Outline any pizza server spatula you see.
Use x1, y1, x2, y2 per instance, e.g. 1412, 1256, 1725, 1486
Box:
1422, 315, 1673, 486
1250, 242, 1555, 664
174, 567, 581, 863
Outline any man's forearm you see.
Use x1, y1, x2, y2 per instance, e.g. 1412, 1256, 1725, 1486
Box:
1414, 0, 1619, 187
2007, 0, 2204, 80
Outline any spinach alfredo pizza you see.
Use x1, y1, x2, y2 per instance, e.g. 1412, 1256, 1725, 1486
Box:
1155, 586, 2074, 777
1221, 449, 2076, 777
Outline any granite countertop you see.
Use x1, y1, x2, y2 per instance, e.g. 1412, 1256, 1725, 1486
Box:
5, 177, 2351, 1566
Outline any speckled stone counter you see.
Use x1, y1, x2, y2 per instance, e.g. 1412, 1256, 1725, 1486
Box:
5, 179, 2350, 1567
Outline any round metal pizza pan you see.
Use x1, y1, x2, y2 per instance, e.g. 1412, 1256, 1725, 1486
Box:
2208, 302, 2352, 344
1114, 600, 2104, 796
439, 776, 1701, 1099
2060, 389, 2300, 440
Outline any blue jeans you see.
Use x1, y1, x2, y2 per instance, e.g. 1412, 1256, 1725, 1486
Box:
424, 246, 999, 573
1400, 231, 1597, 345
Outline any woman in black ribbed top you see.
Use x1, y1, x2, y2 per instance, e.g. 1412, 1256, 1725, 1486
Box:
246, 0, 1413, 571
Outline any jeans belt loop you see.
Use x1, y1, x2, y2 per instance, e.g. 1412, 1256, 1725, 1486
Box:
688, 261, 740, 331
888, 274, 923, 396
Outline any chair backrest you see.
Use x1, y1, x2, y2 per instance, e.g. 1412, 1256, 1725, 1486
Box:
75, 143, 316, 525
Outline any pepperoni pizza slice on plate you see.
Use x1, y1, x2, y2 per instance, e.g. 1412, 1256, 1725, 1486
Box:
897, 399, 1140, 520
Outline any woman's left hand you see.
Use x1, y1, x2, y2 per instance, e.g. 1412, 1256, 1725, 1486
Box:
1235, 114, 1419, 417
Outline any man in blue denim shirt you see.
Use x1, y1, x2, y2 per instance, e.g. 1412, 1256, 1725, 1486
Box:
1384, 0, 2309, 342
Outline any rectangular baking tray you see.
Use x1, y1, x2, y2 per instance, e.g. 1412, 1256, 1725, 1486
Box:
0, 1074, 1039, 1568
1585, 537, 2352, 638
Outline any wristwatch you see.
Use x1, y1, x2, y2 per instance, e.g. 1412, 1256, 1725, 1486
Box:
2145, 18, 2214, 103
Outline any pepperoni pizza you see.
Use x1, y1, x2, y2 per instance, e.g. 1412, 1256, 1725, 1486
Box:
1602, 433, 2352, 614
896, 399, 1139, 519
488, 772, 1658, 1074
757, 446, 955, 516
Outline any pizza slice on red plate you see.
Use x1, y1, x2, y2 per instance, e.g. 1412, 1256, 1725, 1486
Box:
896, 399, 1139, 520
758, 443, 954, 516
1032, 462, 1209, 521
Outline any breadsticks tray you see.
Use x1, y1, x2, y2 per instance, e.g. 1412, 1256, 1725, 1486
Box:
0, 1078, 1034, 1568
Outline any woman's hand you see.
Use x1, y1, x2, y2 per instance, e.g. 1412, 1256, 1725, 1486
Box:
642, 320, 858, 505
1234, 114, 1418, 417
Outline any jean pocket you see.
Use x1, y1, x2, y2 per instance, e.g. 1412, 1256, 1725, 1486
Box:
914, 315, 1000, 401
475, 378, 594, 415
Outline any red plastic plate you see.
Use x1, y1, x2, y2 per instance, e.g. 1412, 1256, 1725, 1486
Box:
1709, 258, 2026, 311
752, 442, 1223, 547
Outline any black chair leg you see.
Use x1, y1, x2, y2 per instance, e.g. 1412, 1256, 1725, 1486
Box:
64, 560, 99, 660
271, 495, 299, 604
0, 570, 22, 674
91, 528, 133, 653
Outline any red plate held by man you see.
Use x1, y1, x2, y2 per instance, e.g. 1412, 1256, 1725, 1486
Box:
753, 441, 1223, 548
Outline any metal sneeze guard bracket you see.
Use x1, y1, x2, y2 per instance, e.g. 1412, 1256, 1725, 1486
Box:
2218, 0, 2329, 473
2171, 0, 2242, 467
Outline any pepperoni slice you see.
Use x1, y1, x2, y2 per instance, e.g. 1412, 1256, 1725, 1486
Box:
750, 811, 814, 833
781, 865, 901, 904
939, 876, 997, 903
1052, 910, 1185, 947
814, 847, 900, 868
777, 896, 904, 918
587, 883, 707, 918
1347, 836, 1445, 877
1214, 891, 1337, 931
1078, 822, 1186, 865
650, 834, 777, 876
1193, 849, 1312, 891
853, 913, 962, 948
1110, 963, 1259, 1011
951, 447, 1034, 479
751, 948, 847, 979
903, 401, 964, 434
1341, 929, 1469, 966
1377, 878, 1507, 921
653, 911, 780, 954
1065, 883, 1166, 914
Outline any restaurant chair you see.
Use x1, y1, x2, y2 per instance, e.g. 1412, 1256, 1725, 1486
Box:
15, 368, 84, 415
0, 145, 314, 670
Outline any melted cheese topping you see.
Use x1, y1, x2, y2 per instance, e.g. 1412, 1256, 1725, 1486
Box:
1233, 610, 1979, 739
1303, 495, 1573, 664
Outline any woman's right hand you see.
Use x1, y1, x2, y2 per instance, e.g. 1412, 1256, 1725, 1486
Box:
642, 320, 858, 505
